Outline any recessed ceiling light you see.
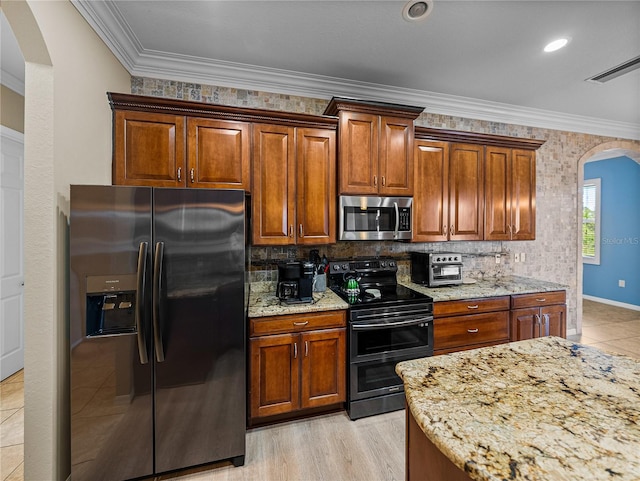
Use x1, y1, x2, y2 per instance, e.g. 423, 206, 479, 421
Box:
402, 0, 434, 22
544, 38, 570, 53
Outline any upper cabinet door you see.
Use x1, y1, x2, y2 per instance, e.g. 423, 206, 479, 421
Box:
379, 116, 413, 196
296, 128, 337, 245
113, 111, 186, 187
510, 149, 536, 240
449, 143, 484, 241
485, 147, 536, 240
484, 146, 511, 240
338, 112, 379, 195
186, 118, 250, 191
252, 124, 296, 245
413, 140, 450, 242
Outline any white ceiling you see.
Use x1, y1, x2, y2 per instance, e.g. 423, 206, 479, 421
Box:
3, 1, 640, 139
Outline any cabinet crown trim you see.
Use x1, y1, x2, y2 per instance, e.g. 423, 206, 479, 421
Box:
415, 126, 546, 150
108, 92, 337, 129
323, 97, 424, 119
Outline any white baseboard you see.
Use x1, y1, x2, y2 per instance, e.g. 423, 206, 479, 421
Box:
582, 295, 640, 311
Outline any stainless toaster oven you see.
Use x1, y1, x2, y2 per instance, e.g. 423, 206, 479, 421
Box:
410, 252, 463, 287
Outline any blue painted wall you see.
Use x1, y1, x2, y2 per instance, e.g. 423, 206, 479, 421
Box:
583, 156, 640, 307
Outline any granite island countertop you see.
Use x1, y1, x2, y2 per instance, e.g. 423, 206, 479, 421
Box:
400, 275, 567, 302
247, 281, 348, 318
396, 337, 640, 481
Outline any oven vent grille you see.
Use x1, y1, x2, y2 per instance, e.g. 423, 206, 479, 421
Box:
586, 55, 640, 83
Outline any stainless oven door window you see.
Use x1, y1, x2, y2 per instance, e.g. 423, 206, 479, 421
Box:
344, 206, 394, 232
351, 321, 431, 359
349, 350, 429, 401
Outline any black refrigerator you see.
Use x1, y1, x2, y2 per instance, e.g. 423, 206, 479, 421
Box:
69, 185, 246, 481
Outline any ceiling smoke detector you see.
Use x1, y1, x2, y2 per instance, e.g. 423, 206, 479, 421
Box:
402, 0, 434, 22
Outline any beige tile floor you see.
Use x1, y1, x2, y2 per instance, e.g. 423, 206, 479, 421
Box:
1, 299, 638, 481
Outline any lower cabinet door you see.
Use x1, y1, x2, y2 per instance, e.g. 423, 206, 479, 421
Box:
300, 328, 346, 409
510, 307, 539, 341
250, 334, 300, 418
541, 304, 567, 338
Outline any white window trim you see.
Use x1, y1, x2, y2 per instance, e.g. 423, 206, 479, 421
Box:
582, 178, 601, 265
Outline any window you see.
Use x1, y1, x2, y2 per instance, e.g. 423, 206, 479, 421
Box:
582, 178, 601, 264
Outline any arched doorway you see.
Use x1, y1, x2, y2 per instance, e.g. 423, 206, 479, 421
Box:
576, 141, 640, 334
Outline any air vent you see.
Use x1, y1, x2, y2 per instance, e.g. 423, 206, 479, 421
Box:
586, 55, 640, 83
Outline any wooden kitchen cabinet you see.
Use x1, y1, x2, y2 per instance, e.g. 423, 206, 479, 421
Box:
113, 111, 252, 190
251, 124, 336, 245
433, 296, 510, 355
324, 97, 423, 196
413, 140, 449, 241
413, 141, 483, 242
449, 143, 484, 240
113, 110, 186, 187
186, 118, 250, 190
510, 291, 566, 341
249, 310, 346, 421
485, 147, 536, 240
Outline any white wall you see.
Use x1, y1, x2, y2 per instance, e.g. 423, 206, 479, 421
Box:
1, 1, 130, 479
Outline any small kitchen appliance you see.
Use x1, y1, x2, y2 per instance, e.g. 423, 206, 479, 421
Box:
339, 195, 412, 241
410, 252, 463, 287
277, 261, 314, 303
328, 258, 433, 420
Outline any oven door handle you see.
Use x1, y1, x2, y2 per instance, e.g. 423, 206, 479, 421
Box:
351, 316, 432, 330
353, 309, 432, 321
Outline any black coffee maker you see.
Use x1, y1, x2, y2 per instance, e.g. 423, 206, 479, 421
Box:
277, 261, 314, 304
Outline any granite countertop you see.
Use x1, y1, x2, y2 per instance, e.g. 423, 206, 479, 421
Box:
247, 281, 348, 318
400, 275, 567, 302
396, 337, 640, 481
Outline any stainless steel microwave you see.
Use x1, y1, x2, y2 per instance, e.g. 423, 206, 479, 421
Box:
339, 195, 412, 241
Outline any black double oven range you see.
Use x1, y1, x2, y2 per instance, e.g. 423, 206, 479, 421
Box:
328, 258, 433, 420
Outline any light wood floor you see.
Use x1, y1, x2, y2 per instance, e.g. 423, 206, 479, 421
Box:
2, 299, 639, 481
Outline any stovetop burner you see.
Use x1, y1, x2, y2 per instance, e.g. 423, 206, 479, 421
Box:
328, 258, 432, 308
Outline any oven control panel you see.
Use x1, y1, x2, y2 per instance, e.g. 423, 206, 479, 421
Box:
430, 253, 462, 265
329, 258, 397, 273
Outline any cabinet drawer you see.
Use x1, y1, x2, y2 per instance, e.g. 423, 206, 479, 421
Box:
250, 310, 346, 337
434, 311, 509, 351
511, 290, 566, 309
434, 296, 510, 317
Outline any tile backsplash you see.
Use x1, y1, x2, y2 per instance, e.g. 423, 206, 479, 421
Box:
131, 76, 640, 331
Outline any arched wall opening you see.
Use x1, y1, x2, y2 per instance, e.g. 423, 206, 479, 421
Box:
576, 141, 640, 334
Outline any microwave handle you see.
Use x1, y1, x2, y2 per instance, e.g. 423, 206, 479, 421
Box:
393, 201, 400, 239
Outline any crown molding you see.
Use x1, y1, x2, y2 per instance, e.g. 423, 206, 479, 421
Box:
73, 0, 640, 141
1, 125, 25, 143
1, 68, 25, 96
71, 0, 140, 72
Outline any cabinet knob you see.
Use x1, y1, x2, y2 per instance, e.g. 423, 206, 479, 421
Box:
177, 167, 182, 182
293, 321, 309, 326
289, 225, 294, 238
293, 342, 298, 359
373, 175, 378, 187
467, 305, 479, 309
536, 298, 546, 302
382, 176, 386, 187
443, 225, 447, 237
190, 168, 195, 183
299, 224, 303, 237
305, 340, 309, 357
467, 328, 479, 333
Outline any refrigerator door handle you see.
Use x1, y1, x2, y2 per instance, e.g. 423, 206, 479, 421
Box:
136, 242, 149, 365
153, 241, 166, 362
